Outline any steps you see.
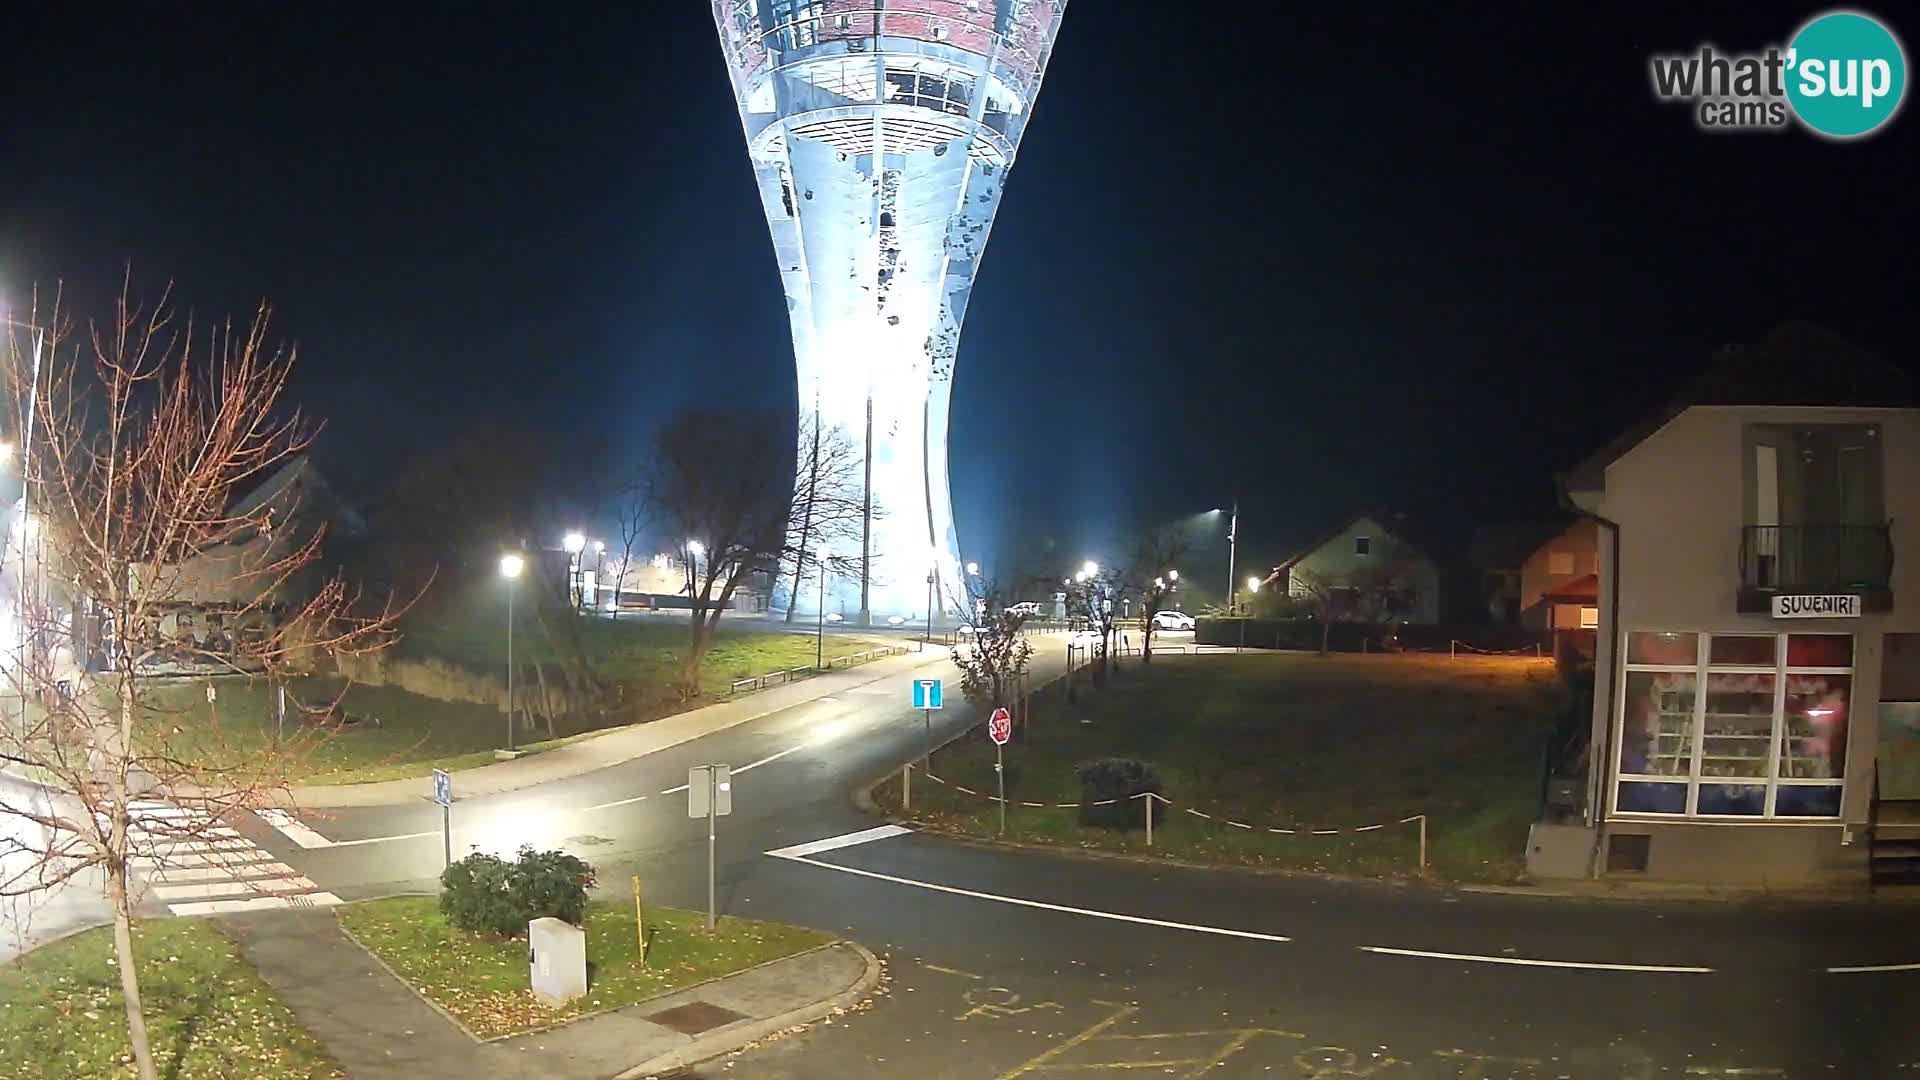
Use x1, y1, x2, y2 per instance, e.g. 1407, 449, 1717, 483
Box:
1869, 795, 1920, 888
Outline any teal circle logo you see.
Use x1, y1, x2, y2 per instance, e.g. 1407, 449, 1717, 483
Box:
1786, 10, 1907, 138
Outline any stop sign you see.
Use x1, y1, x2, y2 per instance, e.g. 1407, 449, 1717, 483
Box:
987, 707, 1012, 746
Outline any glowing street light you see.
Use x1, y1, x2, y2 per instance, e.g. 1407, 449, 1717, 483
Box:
966, 561, 979, 576
687, 540, 705, 558
563, 531, 585, 555
498, 553, 525, 751
1168, 569, 1179, 582
1248, 576, 1262, 593
1081, 560, 1098, 577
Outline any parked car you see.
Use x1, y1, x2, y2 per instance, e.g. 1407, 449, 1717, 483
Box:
1007, 601, 1041, 617
1151, 610, 1196, 632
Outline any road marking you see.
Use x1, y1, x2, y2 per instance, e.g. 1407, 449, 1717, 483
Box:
258, 808, 336, 849
1358, 945, 1712, 973
153, 876, 316, 901
734, 741, 811, 775
146, 862, 296, 884
770, 852, 1292, 943
585, 794, 649, 811
1825, 961, 1920, 973
168, 891, 343, 917
765, 825, 912, 859
994, 1004, 1138, 1079
322, 830, 439, 849
922, 962, 981, 980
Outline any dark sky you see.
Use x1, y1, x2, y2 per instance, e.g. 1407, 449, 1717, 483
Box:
3, 3, 1915, 581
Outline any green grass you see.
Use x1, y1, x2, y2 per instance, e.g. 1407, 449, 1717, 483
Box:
0, 919, 341, 1080
139, 678, 577, 786
394, 590, 877, 700
877, 653, 1566, 884
337, 896, 834, 1039
131, 602, 890, 786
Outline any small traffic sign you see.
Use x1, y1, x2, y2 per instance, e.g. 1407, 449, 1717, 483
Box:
987, 707, 1012, 746
689, 764, 733, 818
912, 678, 944, 710
431, 768, 452, 808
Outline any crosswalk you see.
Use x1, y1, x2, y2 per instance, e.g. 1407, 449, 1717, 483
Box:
126, 801, 341, 916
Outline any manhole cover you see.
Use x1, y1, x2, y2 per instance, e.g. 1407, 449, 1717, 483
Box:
564, 835, 614, 847
644, 1000, 750, 1036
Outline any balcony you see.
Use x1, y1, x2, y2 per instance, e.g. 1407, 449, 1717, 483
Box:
1738, 524, 1893, 614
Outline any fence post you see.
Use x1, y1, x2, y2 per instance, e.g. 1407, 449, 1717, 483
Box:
903, 762, 912, 811
1145, 793, 1153, 846
1450, 640, 1456, 661
1417, 814, 1428, 874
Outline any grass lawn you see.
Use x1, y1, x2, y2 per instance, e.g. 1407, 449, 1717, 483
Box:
140, 678, 582, 787
0, 919, 340, 1080
337, 896, 834, 1039
875, 652, 1567, 884
395, 590, 878, 700
133, 604, 891, 786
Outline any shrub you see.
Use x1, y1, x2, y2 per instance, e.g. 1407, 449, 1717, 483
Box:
1076, 757, 1165, 830
440, 845, 596, 937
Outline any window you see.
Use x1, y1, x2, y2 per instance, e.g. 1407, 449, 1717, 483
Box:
1548, 551, 1574, 575
1615, 631, 1851, 819
1354, 536, 1371, 556
1579, 606, 1599, 629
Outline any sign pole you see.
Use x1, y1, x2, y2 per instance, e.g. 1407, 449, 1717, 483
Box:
902, 761, 912, 810
924, 707, 933, 771
432, 768, 453, 867
996, 741, 1006, 836
706, 767, 718, 931
1145, 793, 1153, 846
442, 802, 451, 867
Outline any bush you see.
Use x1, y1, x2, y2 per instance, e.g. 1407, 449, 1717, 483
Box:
1076, 757, 1165, 830
439, 845, 596, 937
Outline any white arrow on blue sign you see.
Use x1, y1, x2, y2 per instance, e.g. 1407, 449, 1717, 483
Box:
431, 768, 452, 808
912, 678, 943, 710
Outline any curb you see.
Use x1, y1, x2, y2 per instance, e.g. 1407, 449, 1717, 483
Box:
331, 908, 488, 1044
0, 916, 115, 967
612, 940, 883, 1080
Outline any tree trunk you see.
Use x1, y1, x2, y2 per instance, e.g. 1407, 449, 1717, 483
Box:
681, 612, 711, 700
110, 689, 159, 1080
1142, 625, 1154, 666
533, 660, 558, 740
1320, 616, 1331, 656
785, 413, 821, 625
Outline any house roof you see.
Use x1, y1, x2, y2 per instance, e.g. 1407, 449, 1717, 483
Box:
1541, 573, 1599, 602
1270, 511, 1434, 576
1468, 521, 1572, 571
227, 455, 366, 537
1564, 322, 1920, 494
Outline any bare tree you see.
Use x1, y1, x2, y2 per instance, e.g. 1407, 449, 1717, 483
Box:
610, 471, 644, 614
948, 575, 1033, 712
0, 281, 404, 1080
1282, 559, 1417, 654
772, 412, 867, 624
1123, 526, 1188, 666
1286, 566, 1344, 655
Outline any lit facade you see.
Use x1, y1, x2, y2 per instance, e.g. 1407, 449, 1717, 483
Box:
711, 1, 1068, 620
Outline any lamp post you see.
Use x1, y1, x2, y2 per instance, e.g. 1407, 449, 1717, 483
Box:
1168, 568, 1180, 611
498, 553, 524, 750
815, 548, 828, 670
563, 531, 585, 609
5, 317, 46, 724
1224, 501, 1239, 615
592, 539, 605, 611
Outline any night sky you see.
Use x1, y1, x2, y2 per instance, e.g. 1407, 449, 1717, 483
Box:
3, 3, 1915, 582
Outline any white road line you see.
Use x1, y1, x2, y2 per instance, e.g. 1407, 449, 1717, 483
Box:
154, 876, 316, 901
1359, 945, 1712, 974
1826, 961, 1920, 974
257, 808, 336, 849
135, 851, 277, 870
660, 783, 690, 796
734, 742, 810, 775
585, 794, 650, 811
765, 825, 912, 859
147, 862, 296, 884
168, 892, 343, 917
321, 830, 439, 849
770, 852, 1292, 943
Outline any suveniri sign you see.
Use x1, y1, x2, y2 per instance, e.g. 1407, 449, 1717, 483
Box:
1772, 594, 1861, 618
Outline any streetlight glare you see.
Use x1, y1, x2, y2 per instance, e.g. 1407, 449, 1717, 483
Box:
1168, 569, 1179, 581
1081, 560, 1098, 576
687, 540, 705, 558
966, 561, 979, 576
1248, 576, 1261, 593
563, 530, 585, 554
499, 553, 525, 580
592, 540, 605, 554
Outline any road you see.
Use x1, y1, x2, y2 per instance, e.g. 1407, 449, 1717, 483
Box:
47, 633, 1920, 1075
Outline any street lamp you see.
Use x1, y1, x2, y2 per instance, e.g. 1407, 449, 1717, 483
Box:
1081, 560, 1098, 577
923, 547, 940, 653
815, 547, 829, 670
1248, 576, 1262, 594
966, 561, 979, 577
498, 553, 525, 751
591, 540, 606, 610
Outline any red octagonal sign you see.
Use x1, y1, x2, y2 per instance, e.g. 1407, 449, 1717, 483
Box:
987, 707, 1012, 746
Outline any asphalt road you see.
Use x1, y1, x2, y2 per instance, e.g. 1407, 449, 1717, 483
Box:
138, 637, 1920, 1076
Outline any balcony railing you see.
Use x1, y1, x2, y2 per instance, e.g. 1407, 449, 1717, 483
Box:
1740, 524, 1893, 592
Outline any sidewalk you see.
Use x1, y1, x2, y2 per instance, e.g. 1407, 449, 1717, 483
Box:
219, 907, 878, 1080
289, 644, 969, 808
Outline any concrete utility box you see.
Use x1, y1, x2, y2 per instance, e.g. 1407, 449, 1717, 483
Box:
528, 917, 587, 1005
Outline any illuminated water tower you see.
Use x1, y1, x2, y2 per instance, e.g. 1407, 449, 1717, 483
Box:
711, 1, 1069, 622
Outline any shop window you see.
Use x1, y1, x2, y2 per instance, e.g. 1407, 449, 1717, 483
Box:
1579, 606, 1599, 629
1615, 631, 1850, 819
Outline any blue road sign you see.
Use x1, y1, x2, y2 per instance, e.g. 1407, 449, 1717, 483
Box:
431, 768, 452, 808
912, 678, 944, 710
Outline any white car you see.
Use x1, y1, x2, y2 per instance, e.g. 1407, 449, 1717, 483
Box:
1007, 601, 1041, 617
1151, 610, 1196, 632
